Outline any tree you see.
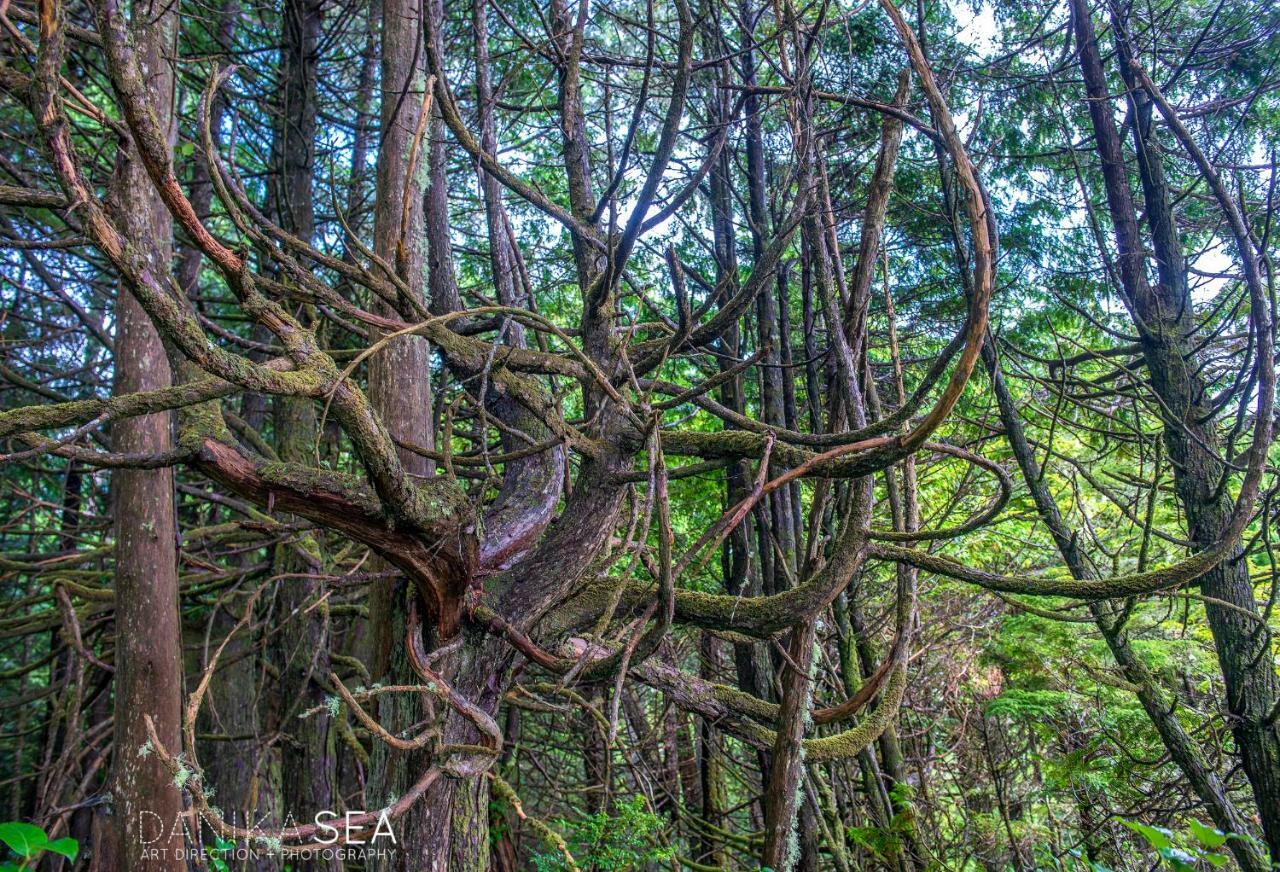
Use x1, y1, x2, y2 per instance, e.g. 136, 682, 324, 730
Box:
1, 0, 1278, 868
101, 2, 184, 867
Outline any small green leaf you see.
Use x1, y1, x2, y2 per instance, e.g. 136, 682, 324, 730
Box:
46, 838, 78, 861
1123, 820, 1172, 850
1188, 820, 1227, 848
0, 822, 47, 859
1157, 847, 1197, 872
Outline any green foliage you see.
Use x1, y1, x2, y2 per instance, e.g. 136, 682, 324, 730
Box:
847, 819, 908, 863
1121, 819, 1248, 871
530, 796, 671, 872
205, 835, 236, 872
983, 688, 1070, 719
845, 783, 917, 863
0, 822, 78, 871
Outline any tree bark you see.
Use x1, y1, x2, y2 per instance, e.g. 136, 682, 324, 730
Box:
761, 621, 817, 871
108, 2, 183, 868
366, 0, 450, 864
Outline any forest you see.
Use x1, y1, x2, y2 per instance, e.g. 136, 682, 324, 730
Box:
0, 0, 1278, 868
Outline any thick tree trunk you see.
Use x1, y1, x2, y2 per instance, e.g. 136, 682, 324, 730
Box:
366, 0, 433, 480
108, 3, 183, 868
697, 683, 729, 867
333, 1, 381, 812
372, 638, 505, 871
471, 0, 522, 336
761, 621, 817, 871
737, 0, 791, 597
366, 0, 448, 864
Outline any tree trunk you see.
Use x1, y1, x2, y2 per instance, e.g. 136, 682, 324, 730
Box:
108, 2, 183, 868
366, 0, 444, 863
697, 637, 729, 869
761, 621, 817, 871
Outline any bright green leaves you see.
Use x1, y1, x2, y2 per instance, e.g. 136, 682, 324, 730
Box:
1123, 819, 1235, 870
0, 824, 46, 860
1186, 820, 1228, 849
0, 821, 78, 871
46, 840, 78, 862
1124, 820, 1175, 850
205, 835, 237, 872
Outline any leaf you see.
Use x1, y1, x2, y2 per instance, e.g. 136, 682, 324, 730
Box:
0, 822, 47, 859
46, 838, 78, 861
1122, 820, 1173, 851
1157, 846, 1197, 872
1188, 820, 1227, 848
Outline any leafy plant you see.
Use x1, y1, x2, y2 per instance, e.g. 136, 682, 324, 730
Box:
530, 796, 671, 872
1120, 819, 1258, 871
205, 835, 237, 872
847, 794, 915, 864
0, 822, 78, 871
